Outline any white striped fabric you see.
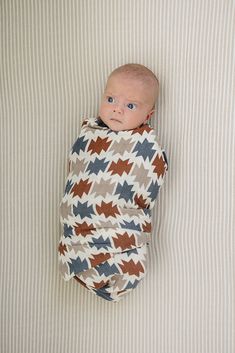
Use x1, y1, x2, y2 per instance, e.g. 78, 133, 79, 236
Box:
1, 1, 234, 352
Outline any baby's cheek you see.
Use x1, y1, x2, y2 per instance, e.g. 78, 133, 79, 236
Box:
99, 106, 106, 118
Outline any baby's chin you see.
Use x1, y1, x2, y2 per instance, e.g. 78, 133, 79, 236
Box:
107, 118, 126, 131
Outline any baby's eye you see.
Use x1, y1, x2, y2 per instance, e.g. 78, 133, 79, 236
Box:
127, 103, 137, 110
107, 96, 115, 104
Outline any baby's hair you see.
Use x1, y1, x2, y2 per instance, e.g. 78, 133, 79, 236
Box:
109, 63, 159, 102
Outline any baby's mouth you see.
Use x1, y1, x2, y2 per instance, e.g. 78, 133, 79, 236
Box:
110, 117, 122, 123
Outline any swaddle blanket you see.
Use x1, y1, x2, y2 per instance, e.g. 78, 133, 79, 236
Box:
58, 117, 168, 299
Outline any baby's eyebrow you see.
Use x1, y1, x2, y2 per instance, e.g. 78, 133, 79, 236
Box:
126, 98, 142, 104
104, 91, 114, 96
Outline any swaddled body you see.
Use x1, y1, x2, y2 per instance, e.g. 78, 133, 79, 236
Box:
58, 117, 168, 301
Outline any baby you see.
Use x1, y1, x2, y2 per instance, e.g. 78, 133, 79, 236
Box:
58, 63, 168, 302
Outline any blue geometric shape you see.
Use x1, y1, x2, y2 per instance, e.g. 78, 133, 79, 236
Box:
96, 262, 119, 277
115, 181, 134, 202
133, 139, 155, 160
95, 288, 113, 301
147, 181, 160, 201
71, 135, 88, 154
89, 236, 111, 251
86, 157, 109, 175
143, 208, 151, 216
63, 224, 73, 238
73, 201, 95, 219
120, 220, 141, 231
64, 179, 73, 194
68, 257, 88, 274
126, 248, 138, 256
125, 279, 139, 289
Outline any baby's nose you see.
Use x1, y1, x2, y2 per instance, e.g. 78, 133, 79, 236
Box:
113, 105, 123, 114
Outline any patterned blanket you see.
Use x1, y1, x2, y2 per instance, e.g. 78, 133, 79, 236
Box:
58, 117, 168, 281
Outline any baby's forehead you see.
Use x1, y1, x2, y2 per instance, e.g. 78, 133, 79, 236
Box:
109, 71, 147, 82
108, 73, 154, 90
107, 73, 157, 100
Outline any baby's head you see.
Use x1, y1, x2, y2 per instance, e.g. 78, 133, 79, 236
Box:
99, 63, 159, 131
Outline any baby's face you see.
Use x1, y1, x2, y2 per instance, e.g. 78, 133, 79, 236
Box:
98, 74, 155, 131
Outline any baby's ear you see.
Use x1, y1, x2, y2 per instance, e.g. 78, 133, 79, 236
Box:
146, 109, 155, 121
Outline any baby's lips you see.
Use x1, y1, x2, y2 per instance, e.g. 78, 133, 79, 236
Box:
109, 117, 122, 123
